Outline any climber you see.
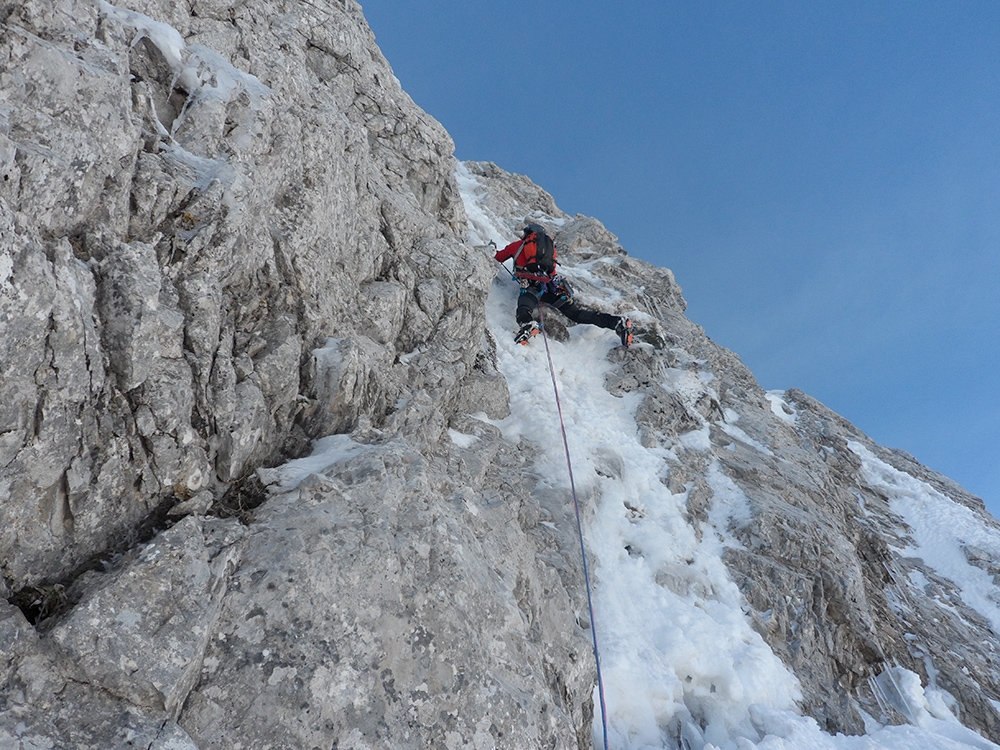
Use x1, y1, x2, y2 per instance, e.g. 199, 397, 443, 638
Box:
494, 223, 633, 346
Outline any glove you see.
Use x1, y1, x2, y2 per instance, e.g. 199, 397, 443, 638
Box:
554, 275, 573, 302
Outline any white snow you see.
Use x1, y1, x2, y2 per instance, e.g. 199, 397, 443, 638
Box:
448, 429, 479, 449
453, 162, 510, 248
100, 0, 185, 68
0, 250, 12, 286
456, 165, 1000, 750
765, 391, 797, 425
849, 441, 1000, 636
182, 45, 271, 108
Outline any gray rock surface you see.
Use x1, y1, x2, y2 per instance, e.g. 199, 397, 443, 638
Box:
1, 0, 589, 746
0, 0, 483, 589
181, 430, 592, 749
2, 0, 1000, 748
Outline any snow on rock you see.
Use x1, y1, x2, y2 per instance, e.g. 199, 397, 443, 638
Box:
459, 163, 1000, 749
765, 391, 798, 424
3, 1, 1000, 749
850, 441, 1000, 635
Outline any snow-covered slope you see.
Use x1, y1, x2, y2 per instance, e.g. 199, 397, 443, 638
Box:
459, 160, 1000, 749
3, 0, 1000, 747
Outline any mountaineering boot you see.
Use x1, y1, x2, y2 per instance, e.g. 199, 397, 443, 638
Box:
514, 321, 540, 345
615, 316, 633, 347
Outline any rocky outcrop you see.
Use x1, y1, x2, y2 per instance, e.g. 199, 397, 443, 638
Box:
1, 1, 593, 747
0, 0, 484, 589
180, 426, 593, 748
2, 426, 594, 748
3, 0, 1000, 748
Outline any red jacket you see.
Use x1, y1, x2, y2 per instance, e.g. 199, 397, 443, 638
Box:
494, 235, 557, 280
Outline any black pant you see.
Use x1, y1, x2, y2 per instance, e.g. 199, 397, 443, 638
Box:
516, 287, 619, 330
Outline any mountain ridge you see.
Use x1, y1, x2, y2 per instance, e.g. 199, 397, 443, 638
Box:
1, 1, 999, 748
461, 159, 1000, 747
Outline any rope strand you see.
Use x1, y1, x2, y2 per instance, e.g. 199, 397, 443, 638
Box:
537, 305, 611, 750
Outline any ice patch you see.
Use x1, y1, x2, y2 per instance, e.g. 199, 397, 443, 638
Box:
182, 45, 271, 108
100, 0, 271, 155
908, 568, 931, 592
455, 162, 512, 246
706, 460, 754, 546
257, 434, 366, 491
312, 337, 345, 372
161, 142, 238, 190
0, 250, 12, 286
679, 424, 712, 451
100, 0, 185, 67
663, 367, 712, 407
870, 667, 998, 749
448, 429, 479, 449
455, 161, 569, 247
719, 421, 774, 456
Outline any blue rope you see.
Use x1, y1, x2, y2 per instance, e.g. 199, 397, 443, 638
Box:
537, 304, 611, 750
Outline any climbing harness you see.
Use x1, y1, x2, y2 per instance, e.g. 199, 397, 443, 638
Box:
536, 304, 611, 750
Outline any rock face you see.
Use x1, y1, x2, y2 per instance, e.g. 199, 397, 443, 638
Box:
0, 0, 482, 588
1, 1, 588, 747
3, 1, 1000, 749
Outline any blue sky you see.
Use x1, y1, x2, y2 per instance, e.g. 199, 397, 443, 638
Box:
363, 1, 999, 514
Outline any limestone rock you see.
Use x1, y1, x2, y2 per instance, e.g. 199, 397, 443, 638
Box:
0, 0, 479, 589
180, 435, 592, 748
50, 516, 243, 718
3, 0, 1000, 747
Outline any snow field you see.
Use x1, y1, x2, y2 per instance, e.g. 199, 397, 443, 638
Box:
485, 268, 801, 749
